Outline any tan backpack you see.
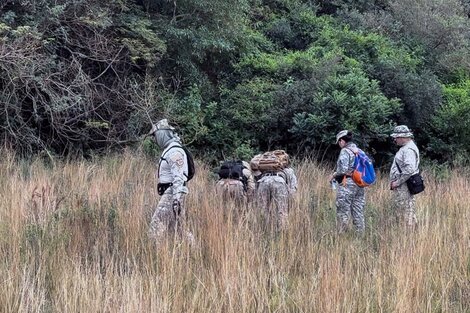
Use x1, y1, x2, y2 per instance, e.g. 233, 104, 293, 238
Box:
251, 150, 289, 172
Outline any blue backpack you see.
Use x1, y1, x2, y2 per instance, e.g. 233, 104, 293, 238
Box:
347, 148, 376, 187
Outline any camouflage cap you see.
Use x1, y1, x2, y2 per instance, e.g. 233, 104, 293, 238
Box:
390, 125, 413, 138
148, 118, 175, 135
155, 118, 175, 130
335, 130, 349, 144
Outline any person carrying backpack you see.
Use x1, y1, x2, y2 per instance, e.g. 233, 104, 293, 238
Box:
147, 119, 194, 244
216, 160, 255, 204
328, 130, 367, 234
254, 151, 298, 231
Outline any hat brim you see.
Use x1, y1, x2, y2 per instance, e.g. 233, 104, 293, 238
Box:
148, 123, 175, 135
336, 136, 345, 144
391, 132, 413, 138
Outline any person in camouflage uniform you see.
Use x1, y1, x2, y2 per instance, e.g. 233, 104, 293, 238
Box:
256, 159, 297, 230
215, 161, 256, 204
147, 119, 194, 244
329, 130, 366, 233
390, 125, 420, 227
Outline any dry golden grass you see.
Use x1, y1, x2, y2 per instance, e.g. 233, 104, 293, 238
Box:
0, 149, 468, 313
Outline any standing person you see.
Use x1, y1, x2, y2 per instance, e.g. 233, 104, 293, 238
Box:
328, 130, 366, 233
148, 119, 194, 244
216, 160, 256, 204
256, 152, 297, 230
389, 125, 420, 227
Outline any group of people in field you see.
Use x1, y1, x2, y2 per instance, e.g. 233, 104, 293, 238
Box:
147, 119, 422, 244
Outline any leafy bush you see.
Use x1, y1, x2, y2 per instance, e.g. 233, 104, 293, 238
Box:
429, 79, 470, 164
290, 64, 401, 153
0, 0, 469, 165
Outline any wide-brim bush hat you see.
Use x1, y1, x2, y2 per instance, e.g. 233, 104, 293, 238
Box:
335, 130, 349, 143
390, 125, 413, 138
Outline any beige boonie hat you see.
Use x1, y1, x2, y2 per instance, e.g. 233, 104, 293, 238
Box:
390, 125, 413, 138
335, 130, 349, 144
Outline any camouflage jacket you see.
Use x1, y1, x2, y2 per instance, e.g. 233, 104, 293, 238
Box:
158, 142, 189, 199
390, 140, 420, 186
334, 142, 357, 178
283, 167, 298, 194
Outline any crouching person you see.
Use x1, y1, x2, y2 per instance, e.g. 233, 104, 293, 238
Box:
148, 119, 194, 245
216, 160, 255, 204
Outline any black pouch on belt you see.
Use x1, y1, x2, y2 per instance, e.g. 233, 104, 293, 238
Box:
157, 183, 173, 196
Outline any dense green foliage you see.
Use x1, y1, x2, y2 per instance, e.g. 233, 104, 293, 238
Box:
430, 79, 470, 164
1, 0, 469, 164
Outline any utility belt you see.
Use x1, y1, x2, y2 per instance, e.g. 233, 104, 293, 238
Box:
261, 172, 288, 185
262, 172, 284, 177
157, 182, 187, 196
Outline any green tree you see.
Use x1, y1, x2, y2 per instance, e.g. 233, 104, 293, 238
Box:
290, 64, 401, 153
354, 0, 470, 76
430, 79, 470, 163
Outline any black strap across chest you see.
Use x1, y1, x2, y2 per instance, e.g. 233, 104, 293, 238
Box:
158, 145, 186, 178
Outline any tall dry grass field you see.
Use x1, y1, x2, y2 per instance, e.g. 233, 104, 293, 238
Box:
0, 150, 468, 313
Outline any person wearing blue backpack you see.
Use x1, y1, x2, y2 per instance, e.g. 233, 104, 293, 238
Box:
328, 130, 369, 234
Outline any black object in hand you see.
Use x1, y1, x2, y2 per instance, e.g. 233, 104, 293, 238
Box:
172, 199, 181, 216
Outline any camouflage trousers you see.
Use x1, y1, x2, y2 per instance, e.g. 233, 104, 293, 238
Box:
215, 179, 247, 204
257, 177, 289, 230
336, 178, 366, 233
149, 189, 194, 244
392, 183, 417, 226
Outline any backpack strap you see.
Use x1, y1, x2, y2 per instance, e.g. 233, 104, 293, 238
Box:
395, 159, 402, 174
345, 147, 358, 157
344, 147, 357, 174
158, 145, 188, 179
160, 145, 183, 162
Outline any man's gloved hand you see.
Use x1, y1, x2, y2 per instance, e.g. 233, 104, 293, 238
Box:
172, 199, 181, 216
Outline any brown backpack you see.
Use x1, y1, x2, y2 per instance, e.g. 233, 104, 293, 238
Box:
251, 150, 289, 172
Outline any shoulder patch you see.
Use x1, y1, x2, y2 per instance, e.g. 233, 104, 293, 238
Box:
170, 151, 185, 168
